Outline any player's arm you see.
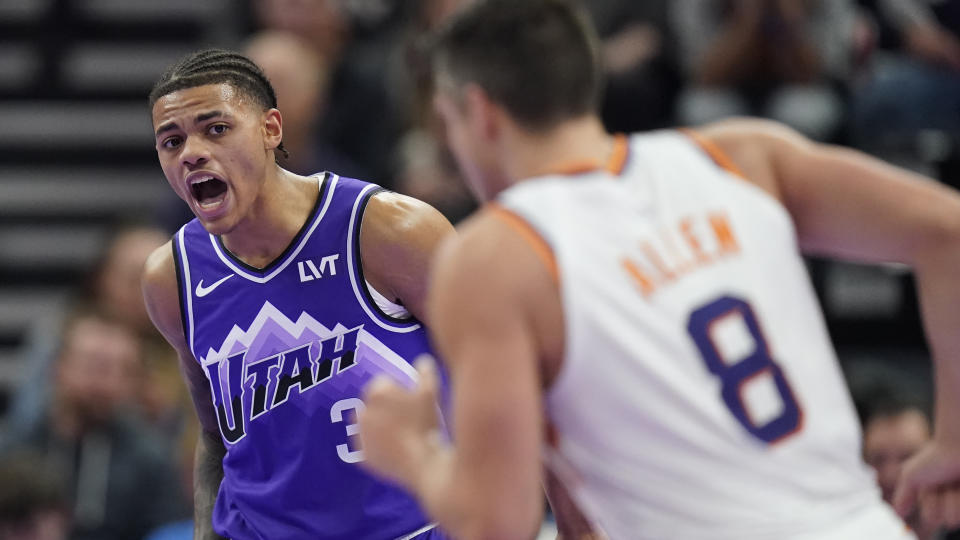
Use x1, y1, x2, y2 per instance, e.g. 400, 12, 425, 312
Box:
698, 118, 960, 527
359, 210, 548, 540
142, 242, 227, 540
359, 191, 456, 324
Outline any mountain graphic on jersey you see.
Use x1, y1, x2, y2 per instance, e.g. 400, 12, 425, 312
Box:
200, 301, 419, 444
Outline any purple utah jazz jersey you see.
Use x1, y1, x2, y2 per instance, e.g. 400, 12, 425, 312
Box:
172, 174, 441, 540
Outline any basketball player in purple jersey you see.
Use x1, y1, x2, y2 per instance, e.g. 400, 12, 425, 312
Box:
141, 50, 454, 540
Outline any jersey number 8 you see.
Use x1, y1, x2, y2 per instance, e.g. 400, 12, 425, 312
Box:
687, 295, 801, 444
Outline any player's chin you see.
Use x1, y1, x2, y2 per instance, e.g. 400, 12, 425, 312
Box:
197, 213, 238, 236
192, 202, 238, 235
191, 191, 235, 231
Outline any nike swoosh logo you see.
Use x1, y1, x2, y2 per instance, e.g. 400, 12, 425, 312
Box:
195, 274, 234, 297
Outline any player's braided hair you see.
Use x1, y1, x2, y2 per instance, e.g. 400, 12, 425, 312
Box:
149, 49, 289, 158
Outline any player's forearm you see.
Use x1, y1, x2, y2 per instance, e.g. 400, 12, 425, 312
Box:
912, 240, 960, 443
412, 438, 541, 540
193, 431, 228, 540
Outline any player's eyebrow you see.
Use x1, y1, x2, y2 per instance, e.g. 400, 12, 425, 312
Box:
155, 121, 179, 138
155, 110, 230, 138
196, 110, 226, 123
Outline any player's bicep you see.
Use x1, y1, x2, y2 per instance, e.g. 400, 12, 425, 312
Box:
441, 311, 541, 472
700, 119, 960, 264
774, 136, 960, 263
142, 243, 219, 436
430, 235, 543, 463
360, 191, 455, 324
142, 242, 189, 351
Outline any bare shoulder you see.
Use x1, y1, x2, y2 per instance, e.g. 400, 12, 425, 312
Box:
141, 241, 187, 352
692, 118, 814, 201
143, 240, 221, 431
142, 241, 176, 304
696, 117, 807, 142
359, 191, 455, 321
431, 207, 554, 324
433, 209, 526, 291
363, 191, 454, 245
430, 206, 564, 378
142, 241, 176, 303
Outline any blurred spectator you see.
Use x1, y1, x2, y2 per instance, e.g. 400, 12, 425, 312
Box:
0, 452, 70, 540
251, 0, 402, 186
387, 0, 475, 224
245, 30, 366, 178
858, 387, 960, 539
5, 226, 187, 442
851, 0, 960, 156
143, 417, 200, 540
0, 309, 188, 540
388, 0, 463, 129
860, 392, 931, 506
86, 227, 168, 334
88, 226, 190, 438
672, 0, 857, 140
879, 0, 960, 69
394, 129, 475, 224
585, 0, 680, 132
252, 0, 351, 60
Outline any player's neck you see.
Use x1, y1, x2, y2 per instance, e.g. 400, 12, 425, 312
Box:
504, 115, 614, 184
220, 166, 319, 269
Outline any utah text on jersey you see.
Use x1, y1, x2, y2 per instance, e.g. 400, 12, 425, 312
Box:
201, 301, 419, 449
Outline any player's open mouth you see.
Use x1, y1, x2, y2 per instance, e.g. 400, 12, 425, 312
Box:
189, 175, 229, 209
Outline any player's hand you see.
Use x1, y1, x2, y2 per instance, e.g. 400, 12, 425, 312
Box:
893, 440, 960, 530
357, 355, 444, 490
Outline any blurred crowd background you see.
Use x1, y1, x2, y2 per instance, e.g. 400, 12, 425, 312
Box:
0, 0, 958, 538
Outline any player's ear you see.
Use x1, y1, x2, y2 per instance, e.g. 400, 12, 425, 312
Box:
462, 84, 499, 142
263, 108, 283, 150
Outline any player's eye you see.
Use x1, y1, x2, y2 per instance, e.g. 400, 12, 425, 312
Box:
161, 136, 182, 149
208, 124, 229, 136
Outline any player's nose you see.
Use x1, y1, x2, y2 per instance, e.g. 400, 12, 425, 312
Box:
180, 136, 211, 168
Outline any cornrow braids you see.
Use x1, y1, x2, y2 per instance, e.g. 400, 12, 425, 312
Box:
150, 49, 289, 159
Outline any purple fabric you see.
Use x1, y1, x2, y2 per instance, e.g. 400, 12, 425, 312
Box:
173, 174, 440, 540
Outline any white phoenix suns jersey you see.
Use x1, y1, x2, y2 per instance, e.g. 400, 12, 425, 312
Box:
495, 131, 912, 540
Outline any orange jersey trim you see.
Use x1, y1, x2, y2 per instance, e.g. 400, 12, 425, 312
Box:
680, 128, 746, 178
487, 203, 560, 284
551, 160, 601, 176
545, 133, 629, 177
605, 133, 629, 175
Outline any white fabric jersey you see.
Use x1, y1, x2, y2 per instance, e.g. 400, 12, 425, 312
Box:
497, 131, 912, 540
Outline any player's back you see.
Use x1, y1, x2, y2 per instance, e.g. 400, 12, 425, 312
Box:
496, 132, 911, 539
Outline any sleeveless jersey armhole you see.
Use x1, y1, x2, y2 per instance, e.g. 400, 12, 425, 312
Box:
171, 227, 197, 358
350, 187, 421, 327
486, 202, 569, 399
170, 233, 190, 350
365, 279, 411, 319
486, 203, 559, 284
679, 128, 747, 179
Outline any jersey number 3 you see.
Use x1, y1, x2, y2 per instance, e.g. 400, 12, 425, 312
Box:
687, 295, 801, 444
